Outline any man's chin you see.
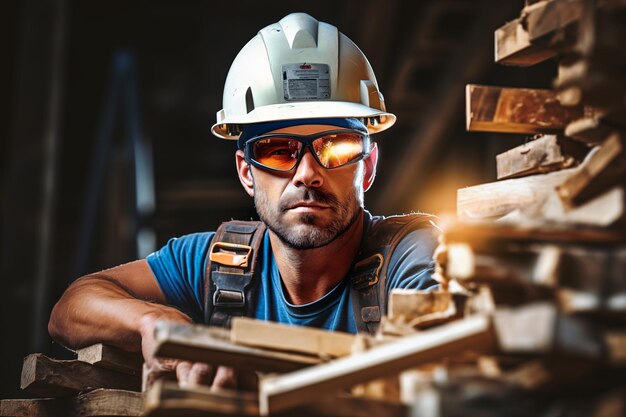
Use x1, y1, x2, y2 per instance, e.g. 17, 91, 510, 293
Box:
270, 220, 337, 249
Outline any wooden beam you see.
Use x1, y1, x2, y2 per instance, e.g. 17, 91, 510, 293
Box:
557, 133, 626, 207
440, 219, 626, 246
443, 242, 626, 296
77, 344, 143, 376
152, 321, 321, 373
143, 380, 408, 417
496, 135, 588, 179
495, 0, 582, 66
466, 85, 586, 134
493, 303, 604, 359
20, 354, 141, 397
144, 380, 257, 417
564, 117, 614, 144
0, 389, 143, 417
387, 289, 454, 322
0, 398, 66, 417
458, 167, 573, 218
231, 317, 355, 359
457, 158, 625, 227
259, 316, 495, 415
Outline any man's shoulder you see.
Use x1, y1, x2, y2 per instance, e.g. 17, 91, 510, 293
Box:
367, 212, 440, 238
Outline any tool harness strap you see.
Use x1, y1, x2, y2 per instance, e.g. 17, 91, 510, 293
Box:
203, 213, 436, 335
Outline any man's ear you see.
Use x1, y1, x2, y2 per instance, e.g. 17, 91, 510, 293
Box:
235, 150, 255, 197
363, 142, 378, 192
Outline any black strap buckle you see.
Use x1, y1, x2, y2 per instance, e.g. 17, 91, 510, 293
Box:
213, 288, 246, 308
351, 253, 384, 290
211, 271, 252, 308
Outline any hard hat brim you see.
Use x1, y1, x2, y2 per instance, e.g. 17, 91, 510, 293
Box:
211, 101, 396, 139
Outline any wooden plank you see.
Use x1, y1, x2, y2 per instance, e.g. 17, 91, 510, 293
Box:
495, 0, 582, 66
387, 289, 455, 324
20, 354, 141, 397
564, 117, 613, 144
77, 344, 143, 376
144, 380, 257, 417
144, 380, 408, 417
0, 398, 67, 417
496, 135, 588, 179
493, 303, 604, 359
442, 243, 626, 295
457, 166, 575, 219
259, 316, 495, 415
494, 17, 557, 67
231, 317, 355, 359
152, 321, 321, 373
457, 153, 626, 227
0, 389, 143, 417
466, 85, 586, 134
441, 219, 626, 246
557, 133, 626, 207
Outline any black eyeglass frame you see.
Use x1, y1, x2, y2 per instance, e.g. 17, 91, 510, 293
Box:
243, 129, 371, 172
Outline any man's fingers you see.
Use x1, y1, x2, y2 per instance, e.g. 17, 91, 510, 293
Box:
177, 361, 214, 388
188, 363, 215, 387
145, 358, 178, 388
175, 361, 193, 387
212, 366, 237, 390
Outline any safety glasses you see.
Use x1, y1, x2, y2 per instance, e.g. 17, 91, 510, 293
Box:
243, 129, 371, 172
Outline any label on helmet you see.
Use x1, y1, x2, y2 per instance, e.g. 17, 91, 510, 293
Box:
282, 63, 330, 101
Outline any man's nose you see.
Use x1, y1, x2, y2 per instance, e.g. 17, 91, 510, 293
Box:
291, 149, 324, 188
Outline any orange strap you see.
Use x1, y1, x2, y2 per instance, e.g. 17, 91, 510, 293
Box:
209, 242, 253, 268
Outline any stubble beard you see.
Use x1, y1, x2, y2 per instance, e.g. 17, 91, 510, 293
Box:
254, 186, 363, 250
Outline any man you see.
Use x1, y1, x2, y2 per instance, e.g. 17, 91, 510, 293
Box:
49, 13, 439, 390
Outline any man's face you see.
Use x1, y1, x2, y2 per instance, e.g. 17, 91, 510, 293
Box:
246, 124, 367, 250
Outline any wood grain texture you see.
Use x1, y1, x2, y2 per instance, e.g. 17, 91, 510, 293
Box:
231, 317, 355, 358
20, 354, 141, 397
442, 242, 626, 297
143, 380, 408, 417
557, 133, 626, 206
496, 135, 588, 179
457, 167, 576, 218
388, 289, 453, 321
152, 321, 321, 373
457, 148, 625, 227
0, 389, 142, 417
77, 344, 143, 376
441, 219, 626, 247
494, 303, 604, 359
565, 117, 613, 144
466, 85, 586, 134
495, 0, 582, 66
259, 316, 495, 415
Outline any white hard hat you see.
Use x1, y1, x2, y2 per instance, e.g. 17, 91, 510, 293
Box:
211, 12, 396, 140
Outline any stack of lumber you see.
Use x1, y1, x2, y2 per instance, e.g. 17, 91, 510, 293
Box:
2, 298, 625, 417
0, 344, 144, 417
417, 0, 626, 415
3, 2, 626, 416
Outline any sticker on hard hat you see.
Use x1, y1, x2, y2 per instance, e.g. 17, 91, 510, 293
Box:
282, 63, 330, 101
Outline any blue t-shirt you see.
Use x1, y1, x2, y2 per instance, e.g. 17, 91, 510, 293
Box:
146, 213, 439, 334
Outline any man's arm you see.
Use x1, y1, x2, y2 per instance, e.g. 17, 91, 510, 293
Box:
48, 259, 240, 388
48, 259, 191, 356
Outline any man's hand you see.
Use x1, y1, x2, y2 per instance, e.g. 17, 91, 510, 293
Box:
138, 313, 252, 390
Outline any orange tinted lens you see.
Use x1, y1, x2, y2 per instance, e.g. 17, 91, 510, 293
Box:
313, 132, 364, 168
252, 138, 302, 170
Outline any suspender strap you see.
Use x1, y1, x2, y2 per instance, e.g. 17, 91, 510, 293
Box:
350, 214, 437, 335
203, 220, 266, 328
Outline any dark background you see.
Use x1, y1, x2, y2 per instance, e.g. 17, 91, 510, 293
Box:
0, 0, 556, 397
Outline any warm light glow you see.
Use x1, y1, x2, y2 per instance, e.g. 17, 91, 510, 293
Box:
318, 140, 362, 167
